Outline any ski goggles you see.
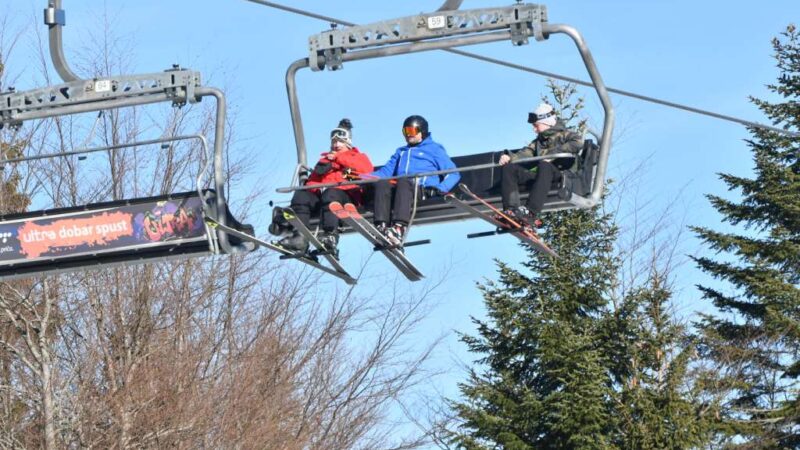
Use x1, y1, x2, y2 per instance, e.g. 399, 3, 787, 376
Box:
330, 128, 351, 142
528, 110, 555, 124
402, 126, 421, 137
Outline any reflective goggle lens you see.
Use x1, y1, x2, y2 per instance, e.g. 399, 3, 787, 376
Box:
330, 129, 349, 139
402, 126, 420, 137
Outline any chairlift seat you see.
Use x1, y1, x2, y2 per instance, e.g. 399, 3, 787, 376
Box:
307, 140, 599, 231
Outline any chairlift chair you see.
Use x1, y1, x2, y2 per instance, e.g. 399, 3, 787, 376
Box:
0, 0, 254, 280
278, 2, 614, 231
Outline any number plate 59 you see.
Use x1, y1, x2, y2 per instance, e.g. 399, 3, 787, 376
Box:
427, 15, 446, 29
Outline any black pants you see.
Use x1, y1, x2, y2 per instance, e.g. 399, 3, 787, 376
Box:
373, 178, 420, 225
289, 188, 352, 232
500, 160, 561, 215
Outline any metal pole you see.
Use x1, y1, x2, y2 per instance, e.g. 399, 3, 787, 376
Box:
194, 87, 252, 255
46, 0, 80, 83
286, 59, 310, 171
0, 134, 206, 165
436, 0, 463, 11
543, 24, 614, 206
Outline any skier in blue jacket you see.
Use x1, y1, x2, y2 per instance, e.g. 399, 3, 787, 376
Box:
370, 115, 460, 246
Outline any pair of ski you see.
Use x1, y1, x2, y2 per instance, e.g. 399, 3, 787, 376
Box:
204, 207, 357, 285
445, 184, 558, 258
328, 202, 424, 282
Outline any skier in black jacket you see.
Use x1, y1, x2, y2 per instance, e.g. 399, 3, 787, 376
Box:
498, 103, 582, 227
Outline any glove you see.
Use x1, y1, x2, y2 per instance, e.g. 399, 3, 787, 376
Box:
314, 161, 332, 175
423, 186, 442, 198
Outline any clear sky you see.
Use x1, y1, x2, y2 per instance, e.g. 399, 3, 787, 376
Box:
4, 0, 800, 444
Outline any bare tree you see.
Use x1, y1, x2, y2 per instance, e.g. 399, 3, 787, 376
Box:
0, 6, 445, 449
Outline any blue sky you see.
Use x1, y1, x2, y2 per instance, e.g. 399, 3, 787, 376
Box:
5, 0, 800, 443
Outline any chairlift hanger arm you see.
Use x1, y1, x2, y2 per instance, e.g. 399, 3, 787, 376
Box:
437, 0, 464, 11
45, 0, 80, 83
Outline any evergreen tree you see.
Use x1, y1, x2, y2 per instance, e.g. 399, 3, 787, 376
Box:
447, 82, 616, 449
603, 270, 711, 449
446, 80, 711, 449
451, 188, 619, 450
693, 24, 800, 448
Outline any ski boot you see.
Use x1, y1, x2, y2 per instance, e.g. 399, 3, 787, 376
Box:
384, 223, 407, 248
499, 206, 541, 229
318, 231, 340, 259
276, 230, 309, 254
268, 206, 290, 236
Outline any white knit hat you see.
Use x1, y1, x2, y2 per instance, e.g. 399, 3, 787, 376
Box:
330, 118, 353, 147
529, 103, 557, 127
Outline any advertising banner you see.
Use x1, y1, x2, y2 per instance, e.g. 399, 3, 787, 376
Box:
0, 195, 209, 266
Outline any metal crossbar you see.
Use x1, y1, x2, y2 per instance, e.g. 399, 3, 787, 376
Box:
309, 4, 547, 70
275, 153, 575, 193
0, 69, 201, 127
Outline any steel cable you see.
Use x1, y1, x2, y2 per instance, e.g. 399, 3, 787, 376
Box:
243, 0, 799, 138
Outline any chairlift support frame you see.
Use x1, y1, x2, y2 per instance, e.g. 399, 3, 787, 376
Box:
0, 0, 252, 257
283, 2, 614, 211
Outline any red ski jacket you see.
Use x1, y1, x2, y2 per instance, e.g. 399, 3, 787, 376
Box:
307, 146, 373, 194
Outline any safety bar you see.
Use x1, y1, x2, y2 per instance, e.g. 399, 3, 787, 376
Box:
275, 153, 575, 193
0, 134, 211, 203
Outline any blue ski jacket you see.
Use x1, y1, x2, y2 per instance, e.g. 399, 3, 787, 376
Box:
370, 134, 461, 193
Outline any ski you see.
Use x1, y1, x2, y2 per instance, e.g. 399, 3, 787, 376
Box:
203, 216, 357, 284
446, 183, 559, 258
280, 207, 356, 277
329, 202, 424, 281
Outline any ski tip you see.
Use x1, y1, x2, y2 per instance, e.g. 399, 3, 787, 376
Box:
343, 203, 358, 213
330, 202, 350, 219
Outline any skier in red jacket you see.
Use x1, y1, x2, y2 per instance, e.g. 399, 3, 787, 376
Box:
273, 118, 373, 255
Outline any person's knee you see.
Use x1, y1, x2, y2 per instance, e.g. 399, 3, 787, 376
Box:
542, 161, 557, 174
395, 177, 413, 188
502, 163, 518, 179
321, 188, 342, 203
291, 191, 311, 207
375, 180, 392, 192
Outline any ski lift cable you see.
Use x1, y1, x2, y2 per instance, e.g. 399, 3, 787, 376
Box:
243, 0, 799, 138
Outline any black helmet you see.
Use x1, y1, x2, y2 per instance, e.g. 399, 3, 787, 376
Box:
402, 115, 429, 139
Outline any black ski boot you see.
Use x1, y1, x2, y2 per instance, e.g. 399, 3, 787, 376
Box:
268, 207, 290, 236
277, 230, 309, 253
318, 231, 339, 258
498, 206, 536, 228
